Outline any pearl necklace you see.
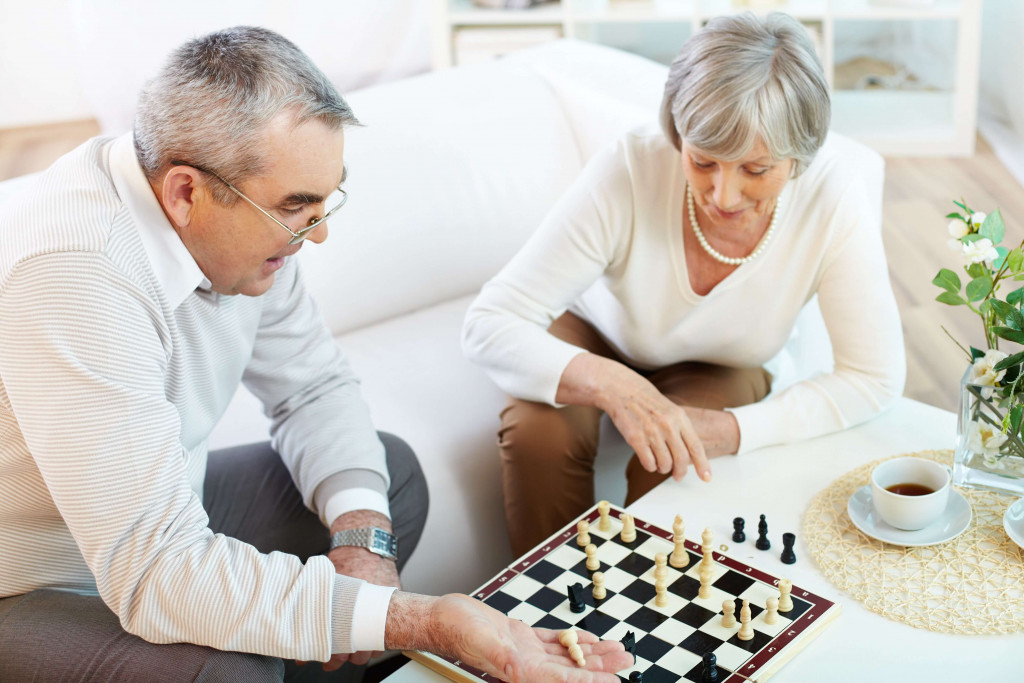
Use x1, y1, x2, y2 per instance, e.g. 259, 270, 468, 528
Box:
686, 186, 782, 266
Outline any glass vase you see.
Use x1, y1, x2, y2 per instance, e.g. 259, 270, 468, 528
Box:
954, 368, 1024, 496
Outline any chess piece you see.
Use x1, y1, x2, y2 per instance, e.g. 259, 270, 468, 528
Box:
577, 520, 591, 547
585, 543, 600, 571
737, 600, 754, 641
654, 552, 668, 581
568, 583, 585, 614
592, 572, 606, 600
698, 564, 712, 599
670, 515, 688, 569
620, 631, 636, 658
629, 672, 643, 683
780, 532, 797, 564
778, 578, 793, 612
701, 652, 720, 683
700, 527, 714, 571
721, 598, 736, 628
620, 513, 636, 543
558, 629, 585, 667
654, 577, 668, 607
732, 517, 746, 543
765, 596, 779, 625
597, 500, 612, 532
756, 514, 770, 550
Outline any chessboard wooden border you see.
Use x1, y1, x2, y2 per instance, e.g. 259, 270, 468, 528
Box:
406, 504, 840, 682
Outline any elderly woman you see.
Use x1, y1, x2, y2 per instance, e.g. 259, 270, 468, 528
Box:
462, 12, 905, 555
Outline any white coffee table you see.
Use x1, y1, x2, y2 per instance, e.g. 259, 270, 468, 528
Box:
385, 397, 1024, 681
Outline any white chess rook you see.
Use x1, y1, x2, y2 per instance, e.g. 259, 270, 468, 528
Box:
778, 578, 794, 612
597, 500, 612, 532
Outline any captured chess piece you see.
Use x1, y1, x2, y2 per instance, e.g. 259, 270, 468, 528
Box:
778, 578, 794, 612
585, 543, 600, 571
620, 513, 636, 543
721, 598, 736, 628
568, 582, 585, 613
701, 652, 720, 683
620, 631, 636, 658
577, 520, 591, 547
670, 515, 688, 569
765, 596, 779, 625
737, 599, 754, 641
558, 629, 586, 667
756, 514, 771, 550
781, 532, 797, 564
597, 500, 612, 532
732, 517, 746, 543
592, 572, 606, 600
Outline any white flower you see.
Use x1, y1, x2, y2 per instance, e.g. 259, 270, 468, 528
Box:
969, 349, 1008, 398
968, 421, 1009, 457
948, 219, 969, 239
969, 211, 987, 228
962, 237, 998, 264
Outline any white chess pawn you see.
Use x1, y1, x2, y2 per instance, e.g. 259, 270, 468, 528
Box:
585, 543, 600, 571
765, 596, 779, 625
778, 578, 794, 612
620, 513, 636, 543
654, 552, 668, 581
558, 629, 586, 667
577, 520, 591, 547
654, 577, 668, 607
597, 500, 612, 532
592, 572, 607, 600
737, 600, 754, 641
721, 599, 736, 628
698, 564, 713, 599
670, 515, 688, 569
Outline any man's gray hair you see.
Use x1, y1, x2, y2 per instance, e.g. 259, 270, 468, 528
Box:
134, 26, 358, 204
659, 12, 830, 176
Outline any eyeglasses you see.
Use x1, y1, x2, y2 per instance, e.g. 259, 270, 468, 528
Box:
177, 162, 348, 245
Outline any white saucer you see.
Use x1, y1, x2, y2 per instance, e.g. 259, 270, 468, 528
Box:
1004, 498, 1024, 550
847, 485, 972, 547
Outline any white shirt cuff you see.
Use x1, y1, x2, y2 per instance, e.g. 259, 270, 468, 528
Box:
325, 488, 392, 526
351, 583, 397, 652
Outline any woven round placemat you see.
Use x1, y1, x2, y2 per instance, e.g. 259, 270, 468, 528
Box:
804, 449, 1024, 634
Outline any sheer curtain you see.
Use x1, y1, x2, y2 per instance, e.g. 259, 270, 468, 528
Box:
978, 0, 1024, 186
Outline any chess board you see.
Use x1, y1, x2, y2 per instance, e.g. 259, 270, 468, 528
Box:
407, 503, 840, 682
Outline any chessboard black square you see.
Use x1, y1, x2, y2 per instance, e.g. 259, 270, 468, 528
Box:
679, 630, 724, 657
674, 602, 717, 628
635, 634, 673, 663
784, 596, 812, 620
526, 585, 567, 612
624, 605, 671, 632
570, 559, 611, 578
524, 559, 564, 584
712, 571, 755, 597
619, 578, 657, 605
667, 575, 700, 601
727, 628, 772, 653
610, 529, 651, 550
634, 663, 680, 683
483, 591, 520, 615
576, 609, 619, 638
616, 552, 655, 577
534, 614, 572, 631
683, 660, 730, 683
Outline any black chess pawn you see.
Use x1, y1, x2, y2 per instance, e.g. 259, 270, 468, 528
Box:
701, 652, 720, 683
756, 514, 771, 551
629, 672, 644, 683
568, 582, 585, 613
732, 517, 746, 543
781, 532, 797, 564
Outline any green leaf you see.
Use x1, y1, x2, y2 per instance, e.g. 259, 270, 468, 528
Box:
1008, 287, 1024, 307
994, 350, 1024, 371
970, 346, 987, 362
1012, 404, 1023, 436
946, 212, 965, 220
966, 275, 993, 302
1006, 364, 1021, 384
962, 233, 985, 244
992, 300, 1024, 330
932, 268, 962, 293
980, 299, 993, 315
994, 326, 1024, 344
981, 209, 1006, 245
1008, 249, 1024, 273
967, 263, 988, 279
954, 200, 970, 212
994, 246, 1010, 269
936, 291, 967, 306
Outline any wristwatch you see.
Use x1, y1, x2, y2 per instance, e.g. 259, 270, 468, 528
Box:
329, 527, 398, 561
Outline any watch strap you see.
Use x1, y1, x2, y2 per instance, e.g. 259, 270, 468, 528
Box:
329, 527, 398, 561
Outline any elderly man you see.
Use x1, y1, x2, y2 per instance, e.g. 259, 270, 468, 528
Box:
0, 26, 629, 683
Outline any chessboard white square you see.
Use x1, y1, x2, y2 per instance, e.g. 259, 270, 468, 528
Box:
595, 541, 632, 566
639, 564, 683, 586
501, 575, 546, 601
595, 593, 643, 621
616, 655, 653, 680
740, 580, 780, 606
553, 570, 588, 595
650, 617, 696, 645
632, 536, 674, 560
691, 586, 732, 613
698, 617, 741, 643
644, 591, 687, 616
650, 645, 702, 676
752, 611, 789, 637
600, 567, 639, 593
545, 544, 586, 570
709, 641, 756, 672
598, 620, 634, 644
684, 561, 728, 584
550, 600, 590, 625
589, 519, 622, 540
507, 601, 548, 626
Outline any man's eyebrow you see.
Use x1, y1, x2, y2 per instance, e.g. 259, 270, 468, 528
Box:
277, 166, 347, 206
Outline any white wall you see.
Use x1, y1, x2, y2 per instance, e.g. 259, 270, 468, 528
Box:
978, 0, 1024, 187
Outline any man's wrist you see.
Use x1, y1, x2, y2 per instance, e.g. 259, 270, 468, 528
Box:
384, 591, 440, 652
331, 509, 393, 535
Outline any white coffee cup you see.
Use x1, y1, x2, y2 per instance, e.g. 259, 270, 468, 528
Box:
870, 457, 951, 531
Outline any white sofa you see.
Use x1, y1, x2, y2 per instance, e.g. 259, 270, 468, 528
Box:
0, 40, 833, 596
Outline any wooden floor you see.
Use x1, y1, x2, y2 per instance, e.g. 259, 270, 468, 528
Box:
1, 119, 1022, 412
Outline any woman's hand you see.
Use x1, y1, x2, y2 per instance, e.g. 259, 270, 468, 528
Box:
556, 353, 711, 482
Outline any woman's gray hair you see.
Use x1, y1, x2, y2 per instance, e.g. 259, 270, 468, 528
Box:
659, 12, 830, 176
134, 26, 358, 204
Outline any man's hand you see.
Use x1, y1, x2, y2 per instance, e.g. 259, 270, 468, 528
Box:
388, 593, 634, 683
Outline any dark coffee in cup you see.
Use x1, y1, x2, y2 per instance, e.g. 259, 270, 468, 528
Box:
885, 483, 935, 496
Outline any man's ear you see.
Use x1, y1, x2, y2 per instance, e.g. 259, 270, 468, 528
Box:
159, 166, 203, 229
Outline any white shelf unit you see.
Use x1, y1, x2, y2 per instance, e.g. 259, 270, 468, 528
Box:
430, 0, 982, 156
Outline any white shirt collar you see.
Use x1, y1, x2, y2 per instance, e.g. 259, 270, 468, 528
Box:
108, 133, 213, 309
